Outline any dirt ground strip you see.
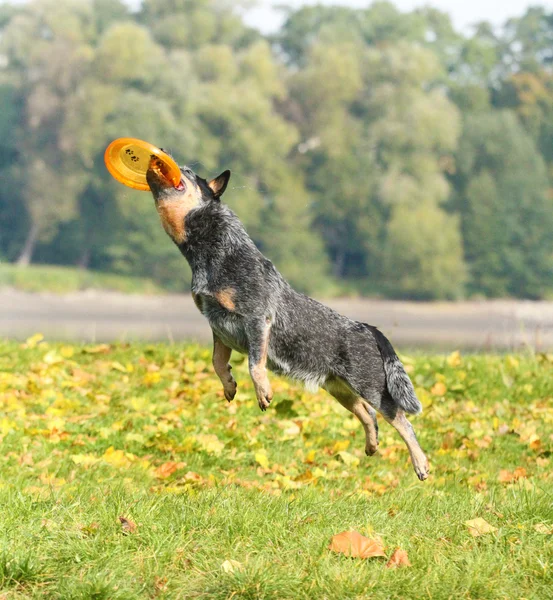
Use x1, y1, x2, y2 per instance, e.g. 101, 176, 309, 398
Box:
1, 289, 552, 350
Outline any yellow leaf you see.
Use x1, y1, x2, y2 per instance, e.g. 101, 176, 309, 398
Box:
305, 450, 316, 464
534, 523, 552, 535
25, 333, 44, 349
143, 372, 161, 386
83, 344, 111, 354
111, 361, 128, 373
197, 434, 224, 455
255, 451, 269, 469
60, 346, 74, 358
221, 559, 243, 574
125, 432, 146, 443
43, 350, 63, 365
506, 356, 519, 369
332, 440, 350, 453
446, 351, 462, 367
103, 446, 133, 468
465, 518, 497, 537
338, 451, 360, 467
71, 454, 100, 467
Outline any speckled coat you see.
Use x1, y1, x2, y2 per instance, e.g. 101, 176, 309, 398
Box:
146, 162, 429, 480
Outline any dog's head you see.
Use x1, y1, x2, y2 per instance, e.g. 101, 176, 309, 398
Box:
146, 158, 230, 245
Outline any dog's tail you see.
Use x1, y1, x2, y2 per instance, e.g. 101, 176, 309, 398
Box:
369, 326, 422, 415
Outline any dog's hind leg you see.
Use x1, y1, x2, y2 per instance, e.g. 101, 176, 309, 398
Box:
244, 316, 273, 411
361, 400, 379, 450
212, 333, 237, 402
324, 379, 379, 456
379, 399, 429, 481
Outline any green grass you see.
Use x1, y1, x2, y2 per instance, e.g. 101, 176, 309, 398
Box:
0, 264, 164, 294
0, 339, 552, 599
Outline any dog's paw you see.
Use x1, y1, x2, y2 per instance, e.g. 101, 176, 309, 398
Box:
414, 460, 430, 481
365, 444, 378, 457
224, 378, 237, 402
257, 390, 273, 412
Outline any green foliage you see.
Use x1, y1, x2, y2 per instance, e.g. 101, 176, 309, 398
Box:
454, 111, 553, 298
1, 0, 553, 299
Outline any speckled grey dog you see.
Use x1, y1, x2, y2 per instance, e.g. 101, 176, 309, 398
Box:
146, 161, 429, 480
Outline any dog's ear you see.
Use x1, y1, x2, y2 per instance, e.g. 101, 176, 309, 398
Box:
207, 170, 231, 199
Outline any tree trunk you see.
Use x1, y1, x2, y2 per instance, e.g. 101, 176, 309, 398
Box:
333, 248, 346, 279
16, 223, 39, 267
77, 247, 91, 270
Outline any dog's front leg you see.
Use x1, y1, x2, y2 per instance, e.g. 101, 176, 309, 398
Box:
212, 333, 237, 402
245, 316, 273, 411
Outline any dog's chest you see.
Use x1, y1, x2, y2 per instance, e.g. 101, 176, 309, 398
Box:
156, 197, 198, 244
196, 294, 248, 353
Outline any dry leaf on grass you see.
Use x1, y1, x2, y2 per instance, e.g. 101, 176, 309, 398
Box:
329, 530, 386, 559
431, 382, 447, 396
465, 518, 497, 537
221, 559, 243, 573
386, 548, 412, 568
118, 516, 137, 534
154, 461, 184, 479
534, 523, 553, 535
498, 467, 527, 484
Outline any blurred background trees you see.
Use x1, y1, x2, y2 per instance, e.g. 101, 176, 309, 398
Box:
0, 0, 552, 299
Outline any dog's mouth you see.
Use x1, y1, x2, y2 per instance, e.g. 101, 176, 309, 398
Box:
147, 159, 186, 194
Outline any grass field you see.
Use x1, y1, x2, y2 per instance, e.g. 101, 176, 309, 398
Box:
0, 338, 552, 599
0, 265, 164, 295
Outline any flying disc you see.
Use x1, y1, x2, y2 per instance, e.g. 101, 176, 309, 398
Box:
104, 137, 181, 191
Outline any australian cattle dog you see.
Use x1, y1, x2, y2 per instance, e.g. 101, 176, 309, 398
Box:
146, 159, 429, 480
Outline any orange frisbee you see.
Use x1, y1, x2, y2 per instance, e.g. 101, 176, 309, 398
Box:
104, 137, 181, 191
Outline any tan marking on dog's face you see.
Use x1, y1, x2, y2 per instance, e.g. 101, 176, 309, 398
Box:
215, 288, 236, 311
155, 174, 202, 245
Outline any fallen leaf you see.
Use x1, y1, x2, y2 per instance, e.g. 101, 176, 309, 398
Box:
255, 451, 269, 469
24, 333, 44, 349
498, 467, 527, 484
79, 522, 99, 536
386, 548, 412, 568
332, 440, 350, 453
221, 559, 243, 573
304, 450, 316, 464
196, 434, 224, 455
431, 382, 447, 396
43, 350, 64, 365
337, 451, 360, 467
83, 344, 111, 354
118, 516, 137, 534
329, 530, 386, 559
534, 523, 553, 535
465, 518, 497, 537
527, 434, 541, 451
446, 351, 462, 367
154, 461, 183, 479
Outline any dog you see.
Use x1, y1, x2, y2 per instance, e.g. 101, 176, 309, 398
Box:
146, 160, 430, 480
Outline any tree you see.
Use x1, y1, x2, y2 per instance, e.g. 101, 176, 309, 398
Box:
453, 111, 553, 298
